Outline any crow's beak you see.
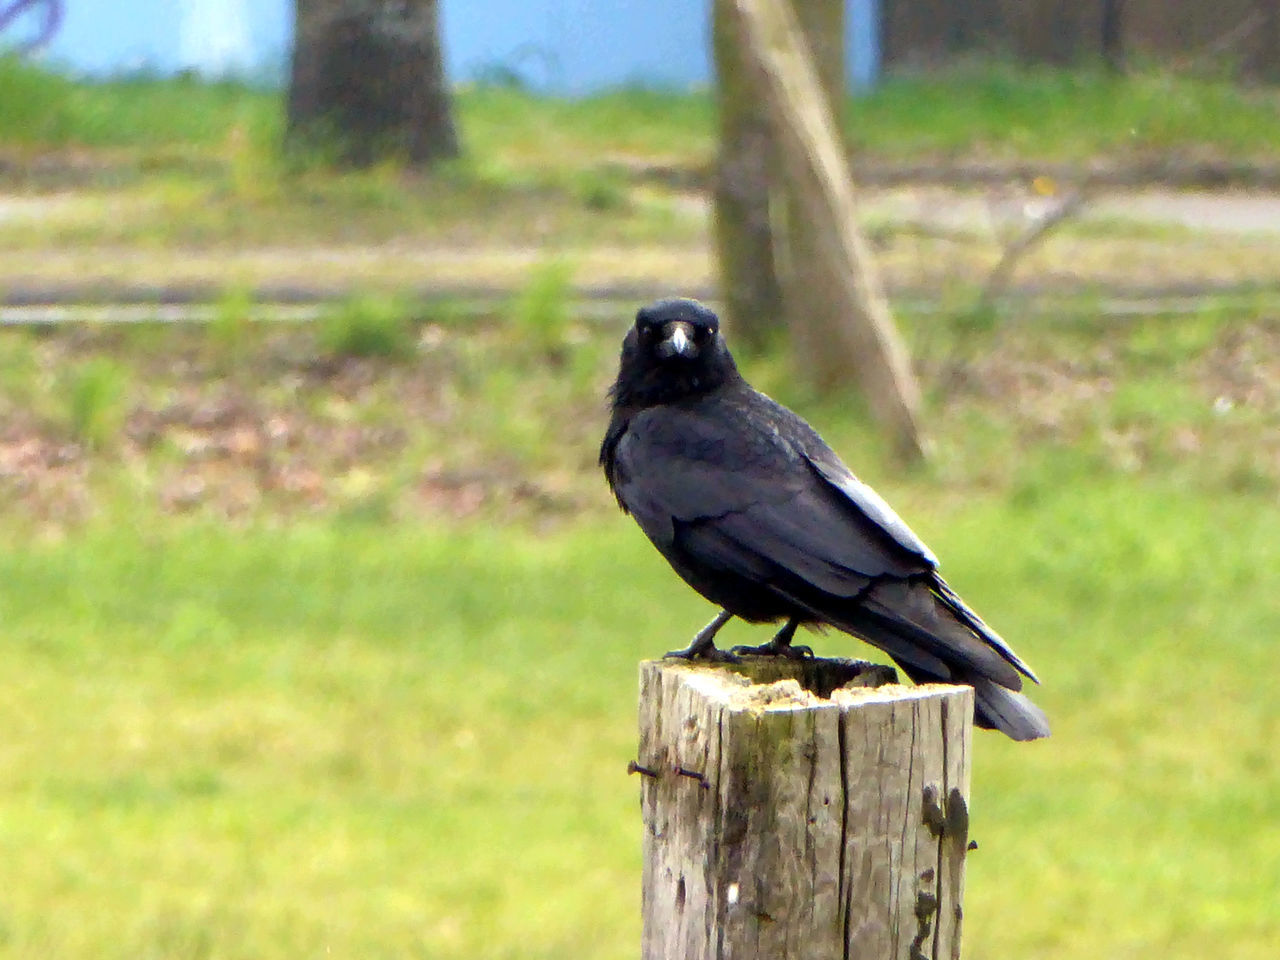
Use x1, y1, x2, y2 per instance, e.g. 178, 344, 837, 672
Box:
657, 320, 698, 359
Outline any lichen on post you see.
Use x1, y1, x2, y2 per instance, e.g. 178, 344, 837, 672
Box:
636, 657, 972, 960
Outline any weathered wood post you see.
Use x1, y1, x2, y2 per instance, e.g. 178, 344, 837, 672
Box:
637, 658, 973, 960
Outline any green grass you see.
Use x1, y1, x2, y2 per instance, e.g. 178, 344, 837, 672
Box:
0, 304, 1275, 959
510, 259, 574, 356
62, 356, 128, 449
845, 61, 1280, 163
457, 85, 715, 170
0, 473, 1276, 959
1, 59, 1279, 959
5, 57, 1279, 171
208, 285, 257, 372
318, 293, 420, 360
0, 57, 278, 150
4, 59, 1280, 299
950, 480, 1280, 960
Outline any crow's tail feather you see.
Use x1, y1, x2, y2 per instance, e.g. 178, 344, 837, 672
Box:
969, 675, 1051, 741
772, 582, 1050, 741
893, 660, 1050, 741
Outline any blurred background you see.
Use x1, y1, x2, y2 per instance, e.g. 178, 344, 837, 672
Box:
0, 1, 1277, 958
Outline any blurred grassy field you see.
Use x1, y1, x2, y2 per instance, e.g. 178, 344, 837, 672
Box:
1, 57, 1279, 960
1, 300, 1278, 959
5, 57, 1279, 165
1, 479, 1277, 959
4, 58, 1280, 298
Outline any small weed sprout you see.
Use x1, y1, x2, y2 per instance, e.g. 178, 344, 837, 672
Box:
224, 118, 282, 204
319, 294, 418, 360
512, 260, 574, 363
570, 169, 627, 211
210, 285, 256, 370
65, 358, 127, 450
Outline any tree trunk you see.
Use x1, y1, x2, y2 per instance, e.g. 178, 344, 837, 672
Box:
1101, 0, 1127, 71
727, 0, 928, 460
775, 0, 845, 393
1253, 0, 1280, 82
712, 0, 785, 349
288, 0, 459, 168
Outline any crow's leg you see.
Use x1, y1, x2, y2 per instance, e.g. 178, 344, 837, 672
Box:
731, 617, 812, 659
665, 609, 739, 662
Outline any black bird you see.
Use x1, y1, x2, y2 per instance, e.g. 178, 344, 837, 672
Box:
600, 298, 1049, 741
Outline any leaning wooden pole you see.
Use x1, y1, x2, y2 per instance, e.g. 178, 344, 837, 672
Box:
712, 0, 785, 350
637, 658, 972, 960
727, 0, 928, 462
774, 0, 847, 400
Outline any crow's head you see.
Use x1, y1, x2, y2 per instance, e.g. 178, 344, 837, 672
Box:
635, 298, 719, 362
610, 298, 739, 408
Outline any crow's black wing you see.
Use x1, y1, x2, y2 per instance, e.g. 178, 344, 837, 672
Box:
611, 403, 932, 598
612, 400, 1039, 693
802, 442, 1039, 684
803, 448, 937, 565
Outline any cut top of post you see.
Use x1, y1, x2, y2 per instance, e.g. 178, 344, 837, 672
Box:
669, 658, 962, 714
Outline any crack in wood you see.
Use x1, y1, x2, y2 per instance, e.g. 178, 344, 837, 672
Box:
837, 711, 852, 960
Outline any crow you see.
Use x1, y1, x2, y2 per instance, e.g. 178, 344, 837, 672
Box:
600, 298, 1049, 741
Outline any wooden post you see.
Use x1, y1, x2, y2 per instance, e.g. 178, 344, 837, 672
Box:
728, 0, 928, 462
637, 658, 972, 960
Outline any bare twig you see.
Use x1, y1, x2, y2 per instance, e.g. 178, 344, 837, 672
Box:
976, 188, 1089, 314
930, 183, 1089, 398
1173, 10, 1266, 74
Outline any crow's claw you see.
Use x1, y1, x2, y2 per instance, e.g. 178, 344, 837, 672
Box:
730, 640, 813, 660
664, 643, 741, 663
663, 609, 736, 662
730, 616, 809, 659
